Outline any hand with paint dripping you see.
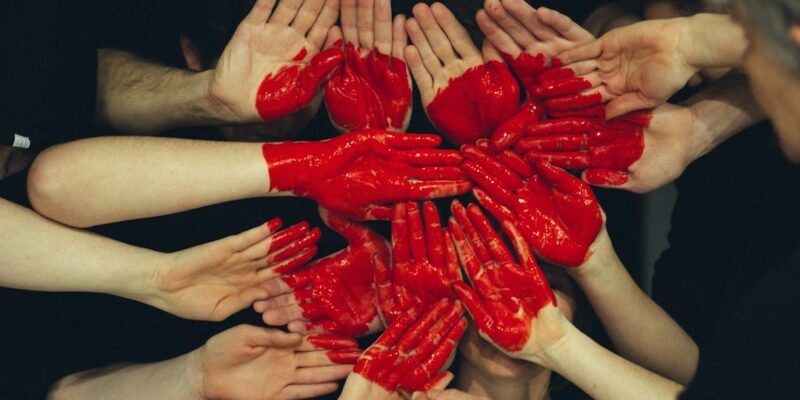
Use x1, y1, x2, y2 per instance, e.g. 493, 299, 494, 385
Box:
461, 143, 602, 267
155, 218, 319, 321
477, 0, 607, 150
255, 207, 387, 336
207, 0, 343, 123
517, 110, 653, 187
262, 130, 472, 221
189, 325, 360, 400
448, 202, 565, 363
324, 0, 412, 132
405, 3, 521, 146
376, 201, 461, 325
338, 298, 467, 399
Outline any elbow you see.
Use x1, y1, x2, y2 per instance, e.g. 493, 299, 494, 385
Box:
27, 147, 93, 228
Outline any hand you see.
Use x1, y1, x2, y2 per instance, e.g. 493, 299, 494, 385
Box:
516, 110, 651, 187
448, 202, 565, 364
324, 0, 412, 132
256, 207, 388, 336
339, 298, 467, 399
376, 201, 461, 325
461, 144, 602, 267
262, 129, 472, 220
477, 1, 602, 149
208, 0, 343, 123
405, 3, 520, 146
153, 218, 319, 321
188, 325, 359, 400
555, 18, 698, 119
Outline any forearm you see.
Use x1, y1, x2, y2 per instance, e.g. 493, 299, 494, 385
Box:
96, 49, 225, 133
542, 322, 684, 400
0, 198, 161, 302
49, 354, 200, 400
683, 73, 765, 161
28, 136, 270, 227
680, 13, 747, 70
571, 229, 698, 384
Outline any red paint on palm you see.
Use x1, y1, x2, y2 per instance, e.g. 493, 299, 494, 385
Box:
262, 130, 472, 220
377, 202, 460, 325
353, 299, 467, 392
518, 111, 651, 175
426, 61, 521, 146
514, 161, 602, 266
280, 209, 388, 336
324, 43, 412, 131
255, 47, 344, 121
448, 202, 556, 352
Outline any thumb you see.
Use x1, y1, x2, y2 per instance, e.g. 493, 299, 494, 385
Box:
605, 92, 655, 120
582, 169, 631, 189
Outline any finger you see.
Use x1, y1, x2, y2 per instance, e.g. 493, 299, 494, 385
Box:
543, 91, 602, 111
420, 371, 454, 392
449, 201, 492, 267
535, 159, 588, 194
430, 2, 480, 59
533, 75, 595, 98
423, 201, 445, 271
301, 334, 359, 350
392, 202, 412, 265
405, 44, 434, 102
385, 132, 443, 149
373, 0, 393, 54
406, 318, 466, 390
537, 6, 594, 43
244, 0, 277, 24
291, 0, 325, 34
357, 0, 375, 49
361, 204, 393, 220
481, 40, 504, 63
231, 218, 281, 252
443, 228, 462, 281
515, 135, 589, 152
396, 298, 454, 352
472, 187, 515, 223
476, 139, 534, 178
374, 308, 420, 348
257, 247, 318, 279
374, 251, 399, 325
451, 282, 494, 333
406, 201, 428, 261
604, 92, 657, 120
413, 3, 457, 63
582, 168, 629, 187
461, 160, 517, 210
262, 304, 308, 326
293, 364, 354, 384
484, 0, 537, 48
407, 166, 468, 181
476, 9, 521, 58
296, 349, 362, 366
465, 203, 514, 263
462, 143, 524, 190
258, 276, 293, 298
406, 18, 444, 75
447, 216, 483, 281
256, 289, 299, 310
548, 105, 606, 120
406, 181, 473, 200
269, 0, 303, 25
525, 151, 590, 169
341, 0, 358, 44
308, 0, 343, 49
278, 383, 339, 400
523, 117, 593, 137
215, 286, 271, 319
555, 38, 602, 66
499, 220, 534, 268
259, 227, 320, 263
404, 148, 463, 166
538, 60, 597, 81
393, 14, 408, 60
247, 326, 303, 347
323, 25, 343, 49
501, 0, 558, 41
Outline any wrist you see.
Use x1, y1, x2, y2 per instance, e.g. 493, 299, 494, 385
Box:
569, 225, 617, 282
182, 349, 208, 400
682, 14, 746, 70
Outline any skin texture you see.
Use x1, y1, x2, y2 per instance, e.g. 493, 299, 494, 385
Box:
256, 207, 388, 336
449, 201, 556, 352
461, 143, 601, 267
405, 3, 521, 146
324, 0, 412, 132
377, 201, 461, 325
340, 299, 468, 397
261, 130, 472, 220
209, 0, 344, 123
517, 111, 652, 186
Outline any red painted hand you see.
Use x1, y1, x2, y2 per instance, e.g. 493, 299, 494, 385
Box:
255, 207, 388, 337
262, 130, 472, 220
405, 3, 521, 146
461, 144, 602, 267
448, 202, 561, 359
339, 298, 467, 398
376, 201, 461, 325
517, 111, 652, 186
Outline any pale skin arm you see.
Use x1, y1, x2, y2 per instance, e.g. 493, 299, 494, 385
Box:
28, 136, 269, 228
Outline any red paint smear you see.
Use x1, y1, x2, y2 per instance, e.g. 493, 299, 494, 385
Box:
427, 60, 521, 146
584, 169, 629, 186
326, 349, 362, 364
308, 334, 358, 349
324, 43, 412, 131
255, 47, 344, 121
499, 51, 547, 93
292, 47, 308, 61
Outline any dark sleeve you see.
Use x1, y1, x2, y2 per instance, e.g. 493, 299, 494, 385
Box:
680, 258, 800, 399
0, 0, 98, 152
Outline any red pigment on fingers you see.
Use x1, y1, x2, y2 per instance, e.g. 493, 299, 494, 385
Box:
325, 43, 412, 131
308, 334, 358, 349
427, 61, 521, 146
326, 349, 362, 364
584, 169, 629, 185
292, 47, 308, 61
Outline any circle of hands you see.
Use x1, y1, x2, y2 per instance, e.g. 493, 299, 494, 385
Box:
162, 0, 702, 398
